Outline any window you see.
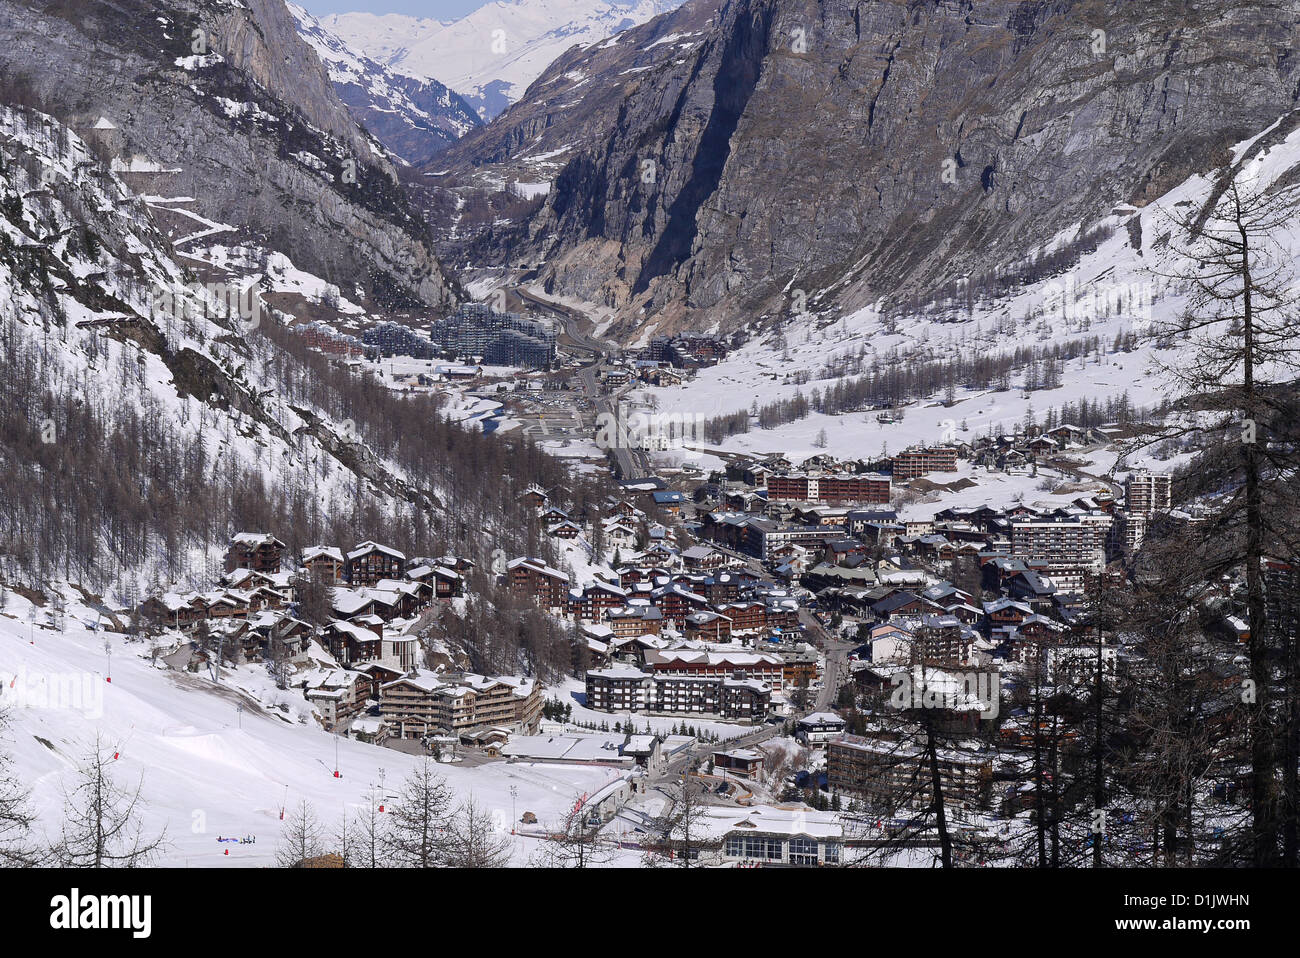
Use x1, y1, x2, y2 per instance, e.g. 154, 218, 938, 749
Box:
824, 842, 840, 864
789, 836, 818, 866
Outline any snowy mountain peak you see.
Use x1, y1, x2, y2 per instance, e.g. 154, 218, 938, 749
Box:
288, 3, 482, 166
321, 0, 685, 121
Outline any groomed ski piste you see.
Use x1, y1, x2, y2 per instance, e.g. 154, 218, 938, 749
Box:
0, 589, 642, 867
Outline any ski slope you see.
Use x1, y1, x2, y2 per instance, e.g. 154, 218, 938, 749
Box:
0, 591, 630, 867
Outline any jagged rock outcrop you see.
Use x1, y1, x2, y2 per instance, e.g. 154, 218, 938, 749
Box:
437, 0, 1300, 337
0, 0, 458, 310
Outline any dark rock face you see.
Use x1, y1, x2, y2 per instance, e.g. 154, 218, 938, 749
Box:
0, 0, 458, 309
341, 73, 482, 167
438, 0, 1300, 336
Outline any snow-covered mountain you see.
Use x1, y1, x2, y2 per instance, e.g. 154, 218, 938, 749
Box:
623, 108, 1300, 485
321, 0, 685, 121
431, 0, 1300, 339
288, 3, 482, 166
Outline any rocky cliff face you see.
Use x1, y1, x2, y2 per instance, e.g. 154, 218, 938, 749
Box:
0, 0, 458, 310
438, 0, 1300, 338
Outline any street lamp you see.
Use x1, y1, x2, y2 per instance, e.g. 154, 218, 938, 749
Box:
509, 785, 518, 834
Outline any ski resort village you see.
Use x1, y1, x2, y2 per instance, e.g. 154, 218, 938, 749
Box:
0, 0, 1295, 906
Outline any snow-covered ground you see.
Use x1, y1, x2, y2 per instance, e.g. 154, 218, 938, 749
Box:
0, 590, 635, 866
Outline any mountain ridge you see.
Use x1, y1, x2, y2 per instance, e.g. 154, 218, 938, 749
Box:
429, 0, 1300, 343
288, 3, 484, 168
323, 0, 686, 121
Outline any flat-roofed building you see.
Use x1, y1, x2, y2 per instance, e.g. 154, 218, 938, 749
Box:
1124, 472, 1172, 516
827, 733, 992, 809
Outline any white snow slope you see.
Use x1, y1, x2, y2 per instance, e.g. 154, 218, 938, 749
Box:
321, 0, 684, 121
630, 111, 1300, 490
0, 590, 626, 867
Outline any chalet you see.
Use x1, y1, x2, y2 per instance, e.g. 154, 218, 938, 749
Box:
521, 484, 549, 509
606, 498, 641, 521
568, 580, 630, 622
260, 613, 314, 662
1011, 615, 1070, 662
301, 546, 345, 583
606, 604, 665, 638
778, 643, 820, 687
604, 522, 638, 549
684, 610, 733, 641
141, 592, 207, 630
355, 662, 406, 703
346, 542, 406, 586
718, 599, 767, 633
616, 566, 666, 589
323, 620, 383, 667
406, 562, 462, 599
225, 533, 286, 575
610, 633, 670, 664
765, 599, 801, 633
654, 584, 711, 625
302, 669, 370, 731
1025, 435, 1058, 456
374, 579, 428, 617
1007, 569, 1057, 603
984, 597, 1033, 628
681, 544, 726, 571
1046, 424, 1094, 447
870, 591, 928, 620
651, 490, 687, 516
713, 748, 764, 779
203, 592, 247, 620
222, 567, 275, 591
699, 572, 740, 605
506, 557, 570, 610
548, 520, 583, 540
330, 587, 378, 621
824, 538, 868, 564
430, 565, 464, 599
796, 712, 848, 746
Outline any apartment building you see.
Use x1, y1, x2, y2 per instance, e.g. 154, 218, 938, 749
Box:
380, 670, 542, 739
1107, 511, 1147, 559
584, 668, 771, 722
891, 447, 959, 480
765, 472, 891, 505
1124, 472, 1172, 516
827, 733, 992, 809
645, 649, 786, 691
1010, 513, 1111, 590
